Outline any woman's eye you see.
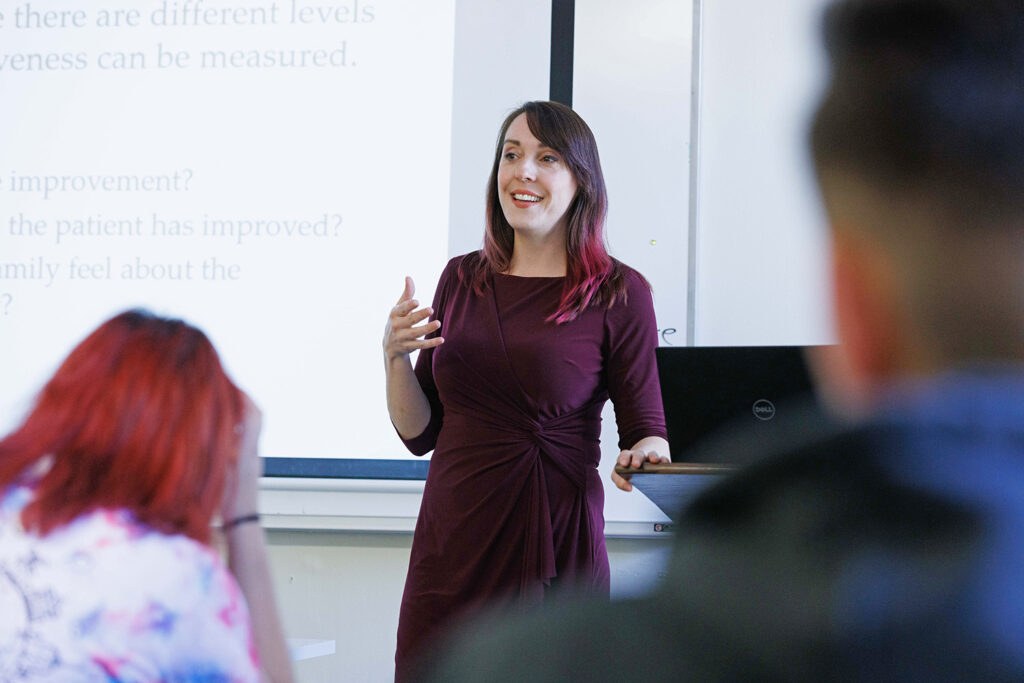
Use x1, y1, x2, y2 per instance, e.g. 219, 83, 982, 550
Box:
542, 155, 559, 163
503, 151, 517, 161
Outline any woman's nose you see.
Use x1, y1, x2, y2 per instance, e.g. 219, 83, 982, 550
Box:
516, 158, 537, 181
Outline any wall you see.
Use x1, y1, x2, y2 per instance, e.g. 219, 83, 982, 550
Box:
266, 530, 673, 683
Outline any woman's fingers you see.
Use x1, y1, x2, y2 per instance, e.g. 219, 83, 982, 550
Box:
391, 302, 436, 330
618, 448, 648, 468
611, 470, 633, 492
385, 278, 444, 358
392, 304, 439, 339
613, 448, 667, 493
395, 317, 440, 340
396, 276, 415, 305
408, 335, 445, 350
221, 393, 263, 521
405, 306, 434, 326
617, 448, 665, 469
392, 298, 419, 317
398, 330, 444, 349
644, 451, 666, 464
389, 318, 443, 354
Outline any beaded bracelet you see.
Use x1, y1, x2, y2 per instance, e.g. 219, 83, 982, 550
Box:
222, 513, 261, 531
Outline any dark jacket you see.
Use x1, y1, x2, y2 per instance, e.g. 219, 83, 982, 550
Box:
422, 370, 1024, 682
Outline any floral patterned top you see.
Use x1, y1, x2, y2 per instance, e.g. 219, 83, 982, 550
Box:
0, 485, 260, 682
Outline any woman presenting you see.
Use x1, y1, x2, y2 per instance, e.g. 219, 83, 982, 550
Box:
383, 101, 669, 679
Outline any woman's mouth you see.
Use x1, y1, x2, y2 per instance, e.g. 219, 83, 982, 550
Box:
511, 191, 542, 208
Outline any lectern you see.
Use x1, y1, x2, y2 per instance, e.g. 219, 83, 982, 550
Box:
616, 462, 736, 524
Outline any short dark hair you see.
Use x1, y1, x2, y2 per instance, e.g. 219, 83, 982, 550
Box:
811, 0, 1024, 224
810, 0, 1024, 363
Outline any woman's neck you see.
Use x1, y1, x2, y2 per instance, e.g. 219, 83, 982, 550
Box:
506, 230, 566, 277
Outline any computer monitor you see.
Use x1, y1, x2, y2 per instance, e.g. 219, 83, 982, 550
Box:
656, 345, 827, 464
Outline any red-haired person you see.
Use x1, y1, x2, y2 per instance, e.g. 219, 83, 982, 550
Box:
383, 101, 669, 679
0, 310, 294, 683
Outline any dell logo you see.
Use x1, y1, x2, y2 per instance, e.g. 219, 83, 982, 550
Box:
752, 399, 776, 421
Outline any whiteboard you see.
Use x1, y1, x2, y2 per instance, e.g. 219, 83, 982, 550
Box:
691, 0, 835, 346
1, 0, 836, 525
0, 0, 549, 463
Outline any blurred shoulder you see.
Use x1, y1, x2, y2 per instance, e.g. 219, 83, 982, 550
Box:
424, 597, 696, 683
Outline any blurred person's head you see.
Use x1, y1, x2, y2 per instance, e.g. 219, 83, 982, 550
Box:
0, 309, 244, 544
809, 0, 1024, 410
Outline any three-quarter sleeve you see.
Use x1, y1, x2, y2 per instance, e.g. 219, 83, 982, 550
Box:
604, 267, 669, 451
397, 258, 457, 455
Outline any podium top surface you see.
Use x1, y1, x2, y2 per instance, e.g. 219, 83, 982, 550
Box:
614, 462, 737, 479
614, 462, 737, 522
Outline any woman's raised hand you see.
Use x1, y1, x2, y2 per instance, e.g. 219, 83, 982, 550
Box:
384, 276, 444, 361
220, 393, 262, 523
218, 394, 296, 683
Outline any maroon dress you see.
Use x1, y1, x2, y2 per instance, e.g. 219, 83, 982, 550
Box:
395, 253, 667, 679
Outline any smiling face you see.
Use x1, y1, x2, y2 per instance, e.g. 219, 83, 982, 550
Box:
496, 113, 579, 240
